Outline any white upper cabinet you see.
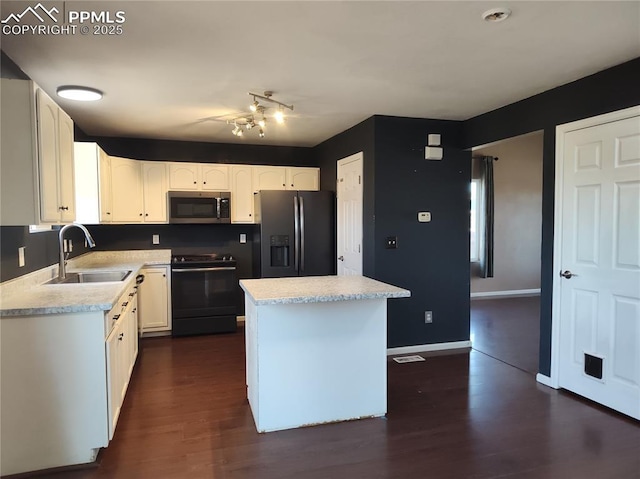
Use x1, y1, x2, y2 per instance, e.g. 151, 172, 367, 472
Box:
1, 79, 76, 225
253, 166, 287, 192
141, 162, 168, 222
286, 167, 319, 191
168, 163, 229, 191
231, 165, 254, 223
110, 157, 144, 223
99, 151, 113, 223
201, 165, 229, 190
168, 163, 199, 190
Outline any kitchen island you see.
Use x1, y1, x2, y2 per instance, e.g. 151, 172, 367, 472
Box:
239, 275, 410, 433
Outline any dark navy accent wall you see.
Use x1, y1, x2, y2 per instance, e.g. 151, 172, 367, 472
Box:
374, 116, 470, 348
315, 117, 376, 276
76, 133, 316, 167
463, 57, 640, 376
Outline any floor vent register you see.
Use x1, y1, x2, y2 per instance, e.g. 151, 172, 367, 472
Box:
392, 355, 425, 364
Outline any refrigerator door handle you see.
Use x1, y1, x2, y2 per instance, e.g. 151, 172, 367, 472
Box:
300, 196, 305, 273
294, 195, 300, 272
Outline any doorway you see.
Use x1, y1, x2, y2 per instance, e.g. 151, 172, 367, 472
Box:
469, 132, 544, 374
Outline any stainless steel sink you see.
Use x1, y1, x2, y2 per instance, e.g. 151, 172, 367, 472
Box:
45, 270, 132, 285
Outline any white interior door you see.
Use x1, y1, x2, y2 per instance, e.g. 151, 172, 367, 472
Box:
337, 153, 363, 276
555, 110, 640, 419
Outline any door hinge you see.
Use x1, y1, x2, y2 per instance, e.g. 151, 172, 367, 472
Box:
358, 175, 361, 185
358, 244, 361, 253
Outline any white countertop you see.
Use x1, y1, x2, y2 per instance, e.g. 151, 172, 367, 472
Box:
239, 275, 410, 305
0, 250, 171, 317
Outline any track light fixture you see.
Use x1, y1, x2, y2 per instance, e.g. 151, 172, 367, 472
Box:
227, 90, 293, 139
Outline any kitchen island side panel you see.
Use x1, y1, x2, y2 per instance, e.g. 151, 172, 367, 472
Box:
246, 298, 388, 433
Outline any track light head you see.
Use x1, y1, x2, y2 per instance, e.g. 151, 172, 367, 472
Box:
250, 99, 259, 112
258, 117, 266, 128
274, 108, 285, 124
259, 129, 265, 138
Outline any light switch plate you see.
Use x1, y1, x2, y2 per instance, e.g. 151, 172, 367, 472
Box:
240, 233, 247, 244
418, 212, 431, 222
152, 234, 160, 245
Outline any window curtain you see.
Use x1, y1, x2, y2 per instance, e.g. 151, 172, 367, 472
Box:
480, 156, 496, 278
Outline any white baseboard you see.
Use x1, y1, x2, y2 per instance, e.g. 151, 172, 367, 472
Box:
536, 373, 559, 389
387, 340, 472, 356
471, 288, 541, 299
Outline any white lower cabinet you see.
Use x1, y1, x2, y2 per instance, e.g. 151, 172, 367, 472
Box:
138, 265, 172, 334
105, 283, 139, 439
0, 281, 139, 476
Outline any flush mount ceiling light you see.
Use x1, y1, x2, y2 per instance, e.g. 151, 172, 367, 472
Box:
482, 7, 512, 22
56, 85, 103, 101
227, 90, 293, 139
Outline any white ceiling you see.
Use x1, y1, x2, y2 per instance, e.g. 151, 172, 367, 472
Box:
2, 1, 639, 147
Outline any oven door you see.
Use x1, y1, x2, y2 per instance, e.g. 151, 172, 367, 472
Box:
171, 266, 237, 335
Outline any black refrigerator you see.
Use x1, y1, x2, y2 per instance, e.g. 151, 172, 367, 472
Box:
254, 190, 334, 277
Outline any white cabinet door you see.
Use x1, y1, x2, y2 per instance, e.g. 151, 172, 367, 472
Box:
231, 165, 254, 223
138, 266, 171, 332
202, 164, 230, 190
106, 319, 124, 440
99, 151, 113, 222
286, 167, 319, 191
127, 294, 139, 377
168, 163, 199, 190
253, 166, 286, 192
142, 162, 167, 222
36, 89, 61, 223
111, 157, 143, 223
57, 110, 76, 222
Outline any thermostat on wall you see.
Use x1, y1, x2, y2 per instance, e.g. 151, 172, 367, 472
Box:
418, 212, 431, 222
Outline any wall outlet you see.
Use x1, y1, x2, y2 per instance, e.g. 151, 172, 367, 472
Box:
152, 234, 160, 245
425, 311, 433, 323
240, 233, 247, 244
18, 247, 25, 267
418, 212, 431, 222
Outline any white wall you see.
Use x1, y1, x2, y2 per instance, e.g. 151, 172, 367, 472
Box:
471, 131, 543, 294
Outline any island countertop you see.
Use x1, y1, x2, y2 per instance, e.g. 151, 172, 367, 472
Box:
239, 275, 410, 306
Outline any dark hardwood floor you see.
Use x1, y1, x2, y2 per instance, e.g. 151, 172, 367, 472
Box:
34, 327, 639, 479
470, 296, 541, 375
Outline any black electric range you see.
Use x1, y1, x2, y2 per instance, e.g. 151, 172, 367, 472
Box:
170, 253, 238, 336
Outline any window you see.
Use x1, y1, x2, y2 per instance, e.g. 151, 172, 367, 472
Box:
470, 179, 481, 262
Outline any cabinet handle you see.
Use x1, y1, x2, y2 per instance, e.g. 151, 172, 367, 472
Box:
113, 314, 120, 321
129, 292, 135, 297
193, 181, 197, 184
162, 274, 166, 277
132, 308, 137, 313
249, 213, 252, 217
282, 183, 285, 187
59, 206, 69, 211
118, 333, 124, 341
291, 184, 294, 187
106, 212, 111, 215
204, 181, 207, 184
139, 213, 143, 216
122, 301, 128, 307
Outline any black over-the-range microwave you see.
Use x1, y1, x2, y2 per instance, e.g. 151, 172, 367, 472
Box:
168, 191, 231, 224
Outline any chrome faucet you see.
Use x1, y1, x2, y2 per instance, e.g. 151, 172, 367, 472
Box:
58, 224, 96, 280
